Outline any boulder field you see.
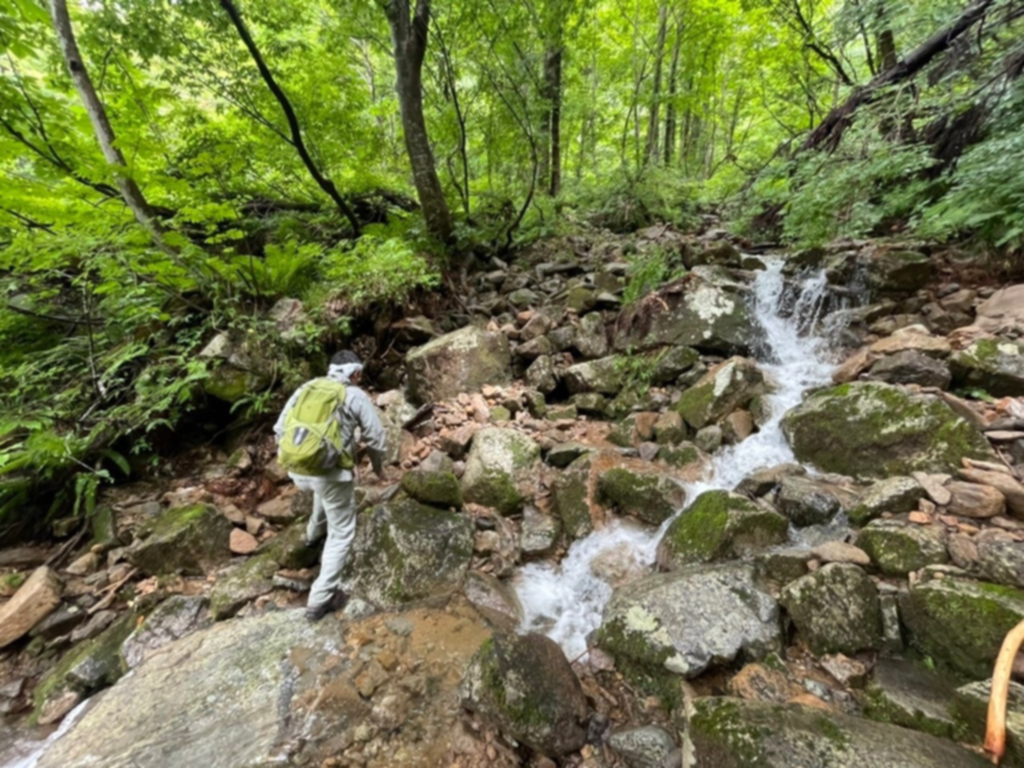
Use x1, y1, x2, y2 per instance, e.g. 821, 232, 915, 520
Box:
3, 227, 1024, 767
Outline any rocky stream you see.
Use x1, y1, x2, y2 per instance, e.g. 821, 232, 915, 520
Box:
3, 226, 1024, 768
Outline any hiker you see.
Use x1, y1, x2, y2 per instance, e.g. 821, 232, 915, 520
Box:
273, 350, 387, 621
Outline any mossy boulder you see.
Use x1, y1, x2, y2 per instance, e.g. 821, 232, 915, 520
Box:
675, 357, 764, 429
649, 346, 701, 384
613, 269, 762, 355
659, 442, 706, 469
209, 554, 279, 620
564, 356, 624, 395
950, 532, 1024, 589
256, 520, 319, 570
595, 563, 781, 680
867, 250, 934, 293
779, 563, 882, 655
952, 679, 1024, 768
34, 613, 135, 722
126, 504, 232, 576
461, 428, 540, 515
848, 475, 926, 525
951, 338, 1024, 397
856, 518, 949, 576
550, 456, 594, 540
405, 325, 512, 406
900, 571, 1024, 678
597, 467, 686, 525
689, 697, 989, 768
656, 490, 788, 569
775, 476, 842, 527
863, 658, 963, 741
781, 381, 996, 479
400, 469, 463, 508
343, 497, 473, 607
203, 365, 270, 404
460, 631, 588, 756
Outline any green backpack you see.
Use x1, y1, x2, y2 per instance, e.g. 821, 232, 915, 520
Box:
277, 378, 354, 476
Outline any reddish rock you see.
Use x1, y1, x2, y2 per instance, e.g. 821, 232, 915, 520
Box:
230, 528, 259, 555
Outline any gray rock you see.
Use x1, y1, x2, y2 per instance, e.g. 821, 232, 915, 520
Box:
575, 312, 609, 358
596, 563, 781, 679
856, 517, 949, 576
597, 467, 686, 526
551, 456, 594, 540
867, 250, 934, 293
405, 325, 512, 405
545, 441, 591, 468
607, 725, 677, 768
519, 506, 561, 557
564, 356, 624, 395
460, 631, 587, 756
848, 476, 926, 525
781, 381, 996, 479
951, 338, 1024, 397
689, 696, 989, 768
525, 355, 557, 394
949, 531, 1024, 589
900, 569, 1024, 678
780, 563, 882, 655
399, 468, 463, 508
613, 268, 762, 354
462, 571, 523, 628
735, 464, 806, 498
121, 595, 210, 669
694, 424, 723, 453
126, 504, 232, 576
209, 554, 279, 620
461, 427, 540, 515
869, 350, 952, 389
343, 498, 473, 607
863, 658, 961, 740
775, 476, 842, 527
657, 490, 788, 569
675, 357, 764, 429
952, 679, 1024, 766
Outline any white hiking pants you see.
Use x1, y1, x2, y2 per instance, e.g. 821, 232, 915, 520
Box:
296, 476, 356, 610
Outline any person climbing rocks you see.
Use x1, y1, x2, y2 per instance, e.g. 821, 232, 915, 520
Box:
273, 350, 387, 621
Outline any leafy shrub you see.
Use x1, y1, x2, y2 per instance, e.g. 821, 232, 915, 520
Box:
623, 246, 685, 305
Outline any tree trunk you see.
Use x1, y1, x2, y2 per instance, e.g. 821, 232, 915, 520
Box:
385, 0, 453, 243
545, 46, 563, 196
645, 3, 668, 163
48, 0, 169, 251
220, 0, 361, 235
663, 15, 683, 165
801, 0, 996, 152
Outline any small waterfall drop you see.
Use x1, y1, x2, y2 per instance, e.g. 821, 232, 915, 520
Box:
514, 259, 842, 659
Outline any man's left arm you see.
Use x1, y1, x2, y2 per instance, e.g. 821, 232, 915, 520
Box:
350, 390, 387, 477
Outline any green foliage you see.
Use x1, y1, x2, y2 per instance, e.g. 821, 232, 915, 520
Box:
623, 247, 686, 305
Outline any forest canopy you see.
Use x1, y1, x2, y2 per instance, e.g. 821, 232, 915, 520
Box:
0, 0, 1022, 537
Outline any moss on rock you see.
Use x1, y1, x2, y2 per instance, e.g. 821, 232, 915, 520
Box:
856, 518, 948, 576
400, 469, 463, 508
781, 381, 996, 479
597, 468, 685, 525
779, 563, 882, 655
656, 490, 788, 569
127, 504, 232, 576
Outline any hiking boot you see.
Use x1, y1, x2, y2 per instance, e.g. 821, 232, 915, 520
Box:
303, 590, 348, 622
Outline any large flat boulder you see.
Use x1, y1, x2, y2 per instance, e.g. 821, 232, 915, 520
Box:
613, 268, 761, 355
343, 498, 473, 608
779, 563, 882, 655
35, 607, 496, 768
596, 563, 780, 679
405, 325, 512, 405
781, 381, 996, 479
689, 697, 990, 768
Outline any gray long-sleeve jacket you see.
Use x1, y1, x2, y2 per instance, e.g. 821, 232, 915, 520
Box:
273, 363, 387, 482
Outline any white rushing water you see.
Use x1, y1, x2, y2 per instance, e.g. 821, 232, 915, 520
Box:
514, 259, 842, 659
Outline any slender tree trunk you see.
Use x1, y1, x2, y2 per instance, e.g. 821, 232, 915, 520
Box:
663, 16, 683, 165
385, 0, 453, 243
220, 0, 361, 235
877, 28, 898, 71
645, 3, 668, 164
545, 46, 563, 196
48, 0, 169, 251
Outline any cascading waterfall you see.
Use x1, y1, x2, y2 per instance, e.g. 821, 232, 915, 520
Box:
514, 259, 845, 659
